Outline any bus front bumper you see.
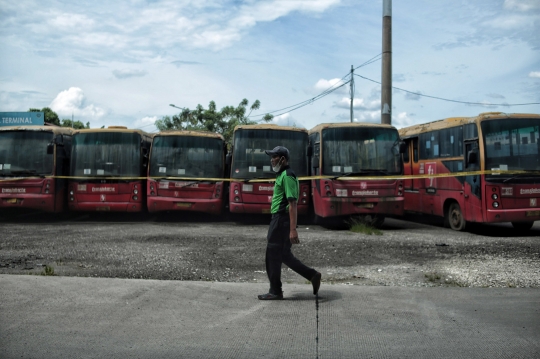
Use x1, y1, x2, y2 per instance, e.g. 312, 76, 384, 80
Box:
69, 201, 143, 212
229, 202, 309, 215
485, 207, 540, 223
0, 194, 57, 213
315, 196, 404, 218
147, 197, 223, 215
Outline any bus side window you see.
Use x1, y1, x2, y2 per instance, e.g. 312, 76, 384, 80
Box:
402, 140, 410, 163
413, 138, 418, 163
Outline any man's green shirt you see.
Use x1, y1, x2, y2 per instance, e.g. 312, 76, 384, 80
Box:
270, 166, 299, 214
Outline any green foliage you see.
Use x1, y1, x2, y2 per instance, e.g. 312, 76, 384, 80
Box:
41, 265, 55, 276
61, 119, 90, 129
30, 107, 60, 126
348, 218, 383, 235
155, 99, 273, 145
29, 108, 91, 128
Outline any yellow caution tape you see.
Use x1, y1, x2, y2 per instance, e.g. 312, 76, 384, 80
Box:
2, 170, 540, 183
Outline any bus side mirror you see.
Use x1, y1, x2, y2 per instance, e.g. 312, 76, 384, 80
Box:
142, 147, 149, 158
311, 156, 319, 169
399, 141, 406, 154
467, 149, 478, 164
55, 135, 64, 146
307, 145, 313, 157
47, 143, 54, 155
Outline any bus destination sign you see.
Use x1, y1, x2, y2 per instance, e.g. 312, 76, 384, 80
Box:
0, 112, 45, 126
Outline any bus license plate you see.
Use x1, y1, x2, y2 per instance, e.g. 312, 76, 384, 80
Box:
176, 203, 192, 208
96, 206, 110, 211
526, 210, 540, 217
5, 198, 18, 204
262, 208, 271, 214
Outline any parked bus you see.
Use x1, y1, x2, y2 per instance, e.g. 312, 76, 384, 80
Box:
68, 126, 151, 212
0, 125, 73, 213
399, 112, 540, 231
308, 122, 405, 226
228, 124, 310, 215
147, 131, 227, 215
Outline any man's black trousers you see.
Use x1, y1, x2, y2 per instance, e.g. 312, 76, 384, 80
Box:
266, 213, 317, 295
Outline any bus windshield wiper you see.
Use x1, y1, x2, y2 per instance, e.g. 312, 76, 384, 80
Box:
244, 176, 275, 182
9, 170, 46, 177
337, 169, 389, 178
502, 170, 540, 183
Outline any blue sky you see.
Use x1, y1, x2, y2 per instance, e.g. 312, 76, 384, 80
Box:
1, 0, 539, 132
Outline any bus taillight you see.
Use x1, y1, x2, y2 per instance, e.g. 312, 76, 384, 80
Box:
323, 181, 334, 197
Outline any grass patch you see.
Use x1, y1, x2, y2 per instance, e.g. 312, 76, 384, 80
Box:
41, 265, 55, 276
348, 219, 383, 235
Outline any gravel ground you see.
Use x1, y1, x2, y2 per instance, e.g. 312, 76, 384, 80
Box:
0, 212, 539, 288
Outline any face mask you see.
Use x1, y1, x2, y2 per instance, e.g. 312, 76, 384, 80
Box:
272, 157, 284, 172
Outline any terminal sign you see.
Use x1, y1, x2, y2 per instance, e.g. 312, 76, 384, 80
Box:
0, 112, 45, 126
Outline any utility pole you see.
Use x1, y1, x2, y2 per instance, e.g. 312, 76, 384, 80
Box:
350, 65, 354, 122
381, 0, 392, 125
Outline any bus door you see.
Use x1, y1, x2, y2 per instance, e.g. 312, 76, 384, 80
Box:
404, 137, 420, 192
464, 138, 482, 222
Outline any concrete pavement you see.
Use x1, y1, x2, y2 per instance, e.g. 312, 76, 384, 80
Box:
0, 275, 539, 359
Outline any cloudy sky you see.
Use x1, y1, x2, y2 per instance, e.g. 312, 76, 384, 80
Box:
1, 0, 539, 132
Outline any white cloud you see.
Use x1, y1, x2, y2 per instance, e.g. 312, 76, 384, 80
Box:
504, 0, 540, 11
314, 78, 346, 92
50, 87, 106, 121
134, 116, 159, 132
334, 97, 380, 111
529, 71, 540, 78
270, 113, 306, 128
392, 112, 416, 129
113, 69, 148, 79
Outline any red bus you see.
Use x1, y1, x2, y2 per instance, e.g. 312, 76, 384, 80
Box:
147, 131, 227, 215
228, 124, 310, 215
68, 126, 151, 212
308, 123, 405, 226
399, 112, 540, 231
0, 125, 73, 213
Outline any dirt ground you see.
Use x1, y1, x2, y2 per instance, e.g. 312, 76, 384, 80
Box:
1, 211, 539, 288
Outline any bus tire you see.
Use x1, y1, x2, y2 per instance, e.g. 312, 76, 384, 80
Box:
511, 221, 534, 231
447, 202, 466, 231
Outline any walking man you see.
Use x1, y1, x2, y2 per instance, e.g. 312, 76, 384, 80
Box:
258, 146, 321, 300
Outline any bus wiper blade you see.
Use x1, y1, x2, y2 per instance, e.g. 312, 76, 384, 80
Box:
337, 169, 389, 178
244, 176, 275, 182
9, 170, 45, 177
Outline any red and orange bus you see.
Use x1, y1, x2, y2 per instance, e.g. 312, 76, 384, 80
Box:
68, 126, 151, 212
0, 125, 73, 213
308, 122, 405, 226
228, 124, 310, 215
147, 131, 227, 215
399, 112, 540, 231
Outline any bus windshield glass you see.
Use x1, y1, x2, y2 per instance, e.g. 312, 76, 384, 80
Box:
482, 118, 540, 175
322, 127, 402, 175
231, 129, 308, 179
0, 131, 54, 176
149, 135, 224, 178
71, 132, 141, 177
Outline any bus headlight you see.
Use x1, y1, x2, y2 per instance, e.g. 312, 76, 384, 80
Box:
234, 196, 240, 202
325, 185, 330, 191
234, 189, 239, 195
134, 189, 139, 195
132, 195, 138, 201
491, 193, 498, 200
70, 190, 74, 195
492, 202, 499, 208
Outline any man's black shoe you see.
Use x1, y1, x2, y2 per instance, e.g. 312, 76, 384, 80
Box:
258, 292, 283, 300
311, 272, 322, 295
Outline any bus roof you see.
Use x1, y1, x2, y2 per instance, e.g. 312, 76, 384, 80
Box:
308, 122, 397, 134
398, 112, 540, 139
233, 124, 307, 133
73, 127, 149, 136
0, 125, 74, 135
153, 130, 224, 140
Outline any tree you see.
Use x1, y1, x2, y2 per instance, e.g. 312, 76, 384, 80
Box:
29, 107, 91, 128
61, 119, 90, 129
155, 99, 273, 145
29, 107, 60, 126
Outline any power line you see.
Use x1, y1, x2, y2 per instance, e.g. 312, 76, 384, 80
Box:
354, 73, 540, 107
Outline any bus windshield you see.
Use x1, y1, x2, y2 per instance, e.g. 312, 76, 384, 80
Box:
231, 129, 308, 179
71, 132, 141, 177
482, 118, 540, 174
149, 135, 224, 178
322, 127, 402, 175
0, 131, 54, 176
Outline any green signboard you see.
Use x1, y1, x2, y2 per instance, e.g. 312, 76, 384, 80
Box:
0, 112, 45, 126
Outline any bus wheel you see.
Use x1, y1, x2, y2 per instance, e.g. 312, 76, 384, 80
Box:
447, 203, 466, 231
511, 221, 533, 231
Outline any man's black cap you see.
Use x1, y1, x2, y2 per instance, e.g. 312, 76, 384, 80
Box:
265, 146, 289, 160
